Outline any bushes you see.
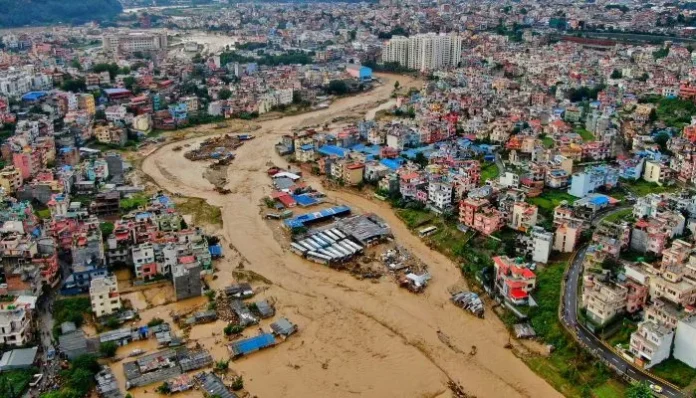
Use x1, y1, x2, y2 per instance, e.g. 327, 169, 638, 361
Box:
42, 355, 100, 398
224, 324, 244, 336
231, 376, 244, 391
147, 317, 165, 327
53, 297, 92, 336
100, 341, 118, 357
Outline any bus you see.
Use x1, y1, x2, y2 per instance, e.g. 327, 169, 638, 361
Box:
418, 226, 438, 238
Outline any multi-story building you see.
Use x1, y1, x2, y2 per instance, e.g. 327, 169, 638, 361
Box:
510, 202, 538, 232
0, 305, 31, 346
381, 33, 463, 71
132, 243, 156, 280
492, 256, 537, 305
89, 275, 122, 318
568, 165, 619, 198
102, 32, 168, 54
0, 166, 23, 194
582, 278, 628, 326
674, 316, 696, 368
643, 160, 671, 186
459, 198, 503, 236
629, 320, 674, 369
519, 226, 553, 264
554, 221, 582, 253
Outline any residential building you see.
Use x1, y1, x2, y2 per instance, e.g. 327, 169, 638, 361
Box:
382, 33, 463, 71
629, 320, 674, 369
674, 316, 696, 368
554, 221, 582, 253
643, 160, 671, 186
492, 256, 537, 305
510, 202, 538, 232
89, 275, 122, 318
582, 278, 627, 326
519, 226, 553, 264
568, 165, 619, 198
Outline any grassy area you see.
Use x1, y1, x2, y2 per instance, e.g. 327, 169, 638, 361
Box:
527, 190, 576, 217
576, 128, 596, 142
480, 162, 500, 182
35, 208, 51, 219
606, 319, 638, 347
175, 197, 222, 226
650, 358, 696, 388
396, 208, 435, 229
602, 208, 633, 224
591, 379, 627, 398
53, 297, 92, 337
542, 136, 555, 148
0, 368, 38, 398
621, 179, 677, 197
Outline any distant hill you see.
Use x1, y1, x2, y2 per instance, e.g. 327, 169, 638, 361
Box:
0, 0, 123, 28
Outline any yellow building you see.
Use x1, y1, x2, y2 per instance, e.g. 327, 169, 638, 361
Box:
0, 166, 23, 194
78, 94, 96, 115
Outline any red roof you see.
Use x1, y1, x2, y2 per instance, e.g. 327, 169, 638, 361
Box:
509, 288, 528, 300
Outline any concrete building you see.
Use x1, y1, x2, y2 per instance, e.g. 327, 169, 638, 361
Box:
674, 316, 696, 368
554, 221, 582, 253
103, 32, 168, 54
510, 202, 538, 232
381, 33, 463, 71
519, 226, 553, 264
89, 275, 122, 318
568, 165, 619, 198
643, 160, 671, 186
0, 166, 23, 194
172, 259, 202, 301
582, 278, 627, 326
0, 306, 31, 346
629, 320, 674, 369
492, 256, 537, 305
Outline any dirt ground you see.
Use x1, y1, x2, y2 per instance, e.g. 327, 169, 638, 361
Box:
139, 74, 562, 398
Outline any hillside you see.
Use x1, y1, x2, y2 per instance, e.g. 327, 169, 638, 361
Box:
0, 0, 123, 28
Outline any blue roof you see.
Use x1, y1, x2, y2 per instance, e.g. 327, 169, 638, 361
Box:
317, 145, 350, 158
229, 333, 276, 356
401, 145, 435, 159
350, 144, 381, 156
299, 144, 314, 151
22, 91, 47, 101
380, 158, 403, 170
590, 195, 609, 205
209, 245, 223, 256
292, 194, 319, 207
284, 205, 351, 229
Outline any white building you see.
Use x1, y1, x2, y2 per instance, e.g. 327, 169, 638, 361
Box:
427, 181, 453, 212
498, 172, 519, 188
0, 306, 31, 346
132, 243, 156, 279
381, 33, 463, 71
89, 275, 122, 318
103, 32, 168, 54
629, 320, 674, 369
521, 226, 553, 264
674, 315, 696, 368
0, 67, 52, 98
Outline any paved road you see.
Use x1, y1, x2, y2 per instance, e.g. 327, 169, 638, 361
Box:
561, 207, 684, 397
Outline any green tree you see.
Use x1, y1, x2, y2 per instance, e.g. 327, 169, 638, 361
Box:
394, 80, 400, 90
219, 88, 232, 100
70, 58, 82, 71
610, 69, 622, 79
654, 131, 671, 152
625, 382, 652, 398
328, 80, 348, 95
99, 341, 118, 358
61, 77, 86, 93
231, 376, 244, 391
156, 382, 171, 394
100, 222, 114, 239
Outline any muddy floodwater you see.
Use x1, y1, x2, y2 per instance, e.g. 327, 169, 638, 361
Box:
140, 74, 562, 398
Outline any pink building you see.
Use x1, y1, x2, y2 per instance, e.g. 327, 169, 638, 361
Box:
459, 198, 504, 236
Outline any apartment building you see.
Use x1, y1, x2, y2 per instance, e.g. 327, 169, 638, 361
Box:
459, 198, 503, 236
0, 166, 23, 194
381, 33, 463, 71
643, 159, 671, 186
629, 320, 674, 369
132, 243, 156, 280
102, 32, 168, 54
568, 165, 619, 198
582, 278, 628, 326
89, 275, 122, 318
0, 306, 31, 346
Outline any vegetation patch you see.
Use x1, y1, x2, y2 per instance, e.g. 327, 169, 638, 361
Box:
649, 357, 696, 388
174, 197, 222, 226
480, 162, 500, 183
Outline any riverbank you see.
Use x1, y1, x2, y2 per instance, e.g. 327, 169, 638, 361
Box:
138, 73, 563, 398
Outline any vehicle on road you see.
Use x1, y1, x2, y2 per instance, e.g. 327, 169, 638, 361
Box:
649, 384, 663, 393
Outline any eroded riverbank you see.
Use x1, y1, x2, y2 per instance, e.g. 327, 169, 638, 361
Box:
139, 74, 562, 398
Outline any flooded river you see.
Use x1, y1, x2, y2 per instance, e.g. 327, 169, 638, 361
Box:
140, 74, 562, 398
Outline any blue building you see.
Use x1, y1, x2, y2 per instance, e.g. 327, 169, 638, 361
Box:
61, 265, 108, 295
346, 64, 373, 81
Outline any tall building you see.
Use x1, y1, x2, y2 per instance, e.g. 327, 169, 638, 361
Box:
103, 32, 168, 54
89, 275, 122, 318
381, 33, 463, 71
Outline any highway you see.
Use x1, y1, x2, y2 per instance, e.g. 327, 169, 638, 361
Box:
560, 206, 684, 397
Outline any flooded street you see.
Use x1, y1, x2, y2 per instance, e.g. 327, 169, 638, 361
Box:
140, 74, 561, 398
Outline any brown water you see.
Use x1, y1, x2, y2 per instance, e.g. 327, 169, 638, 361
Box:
140, 74, 562, 398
